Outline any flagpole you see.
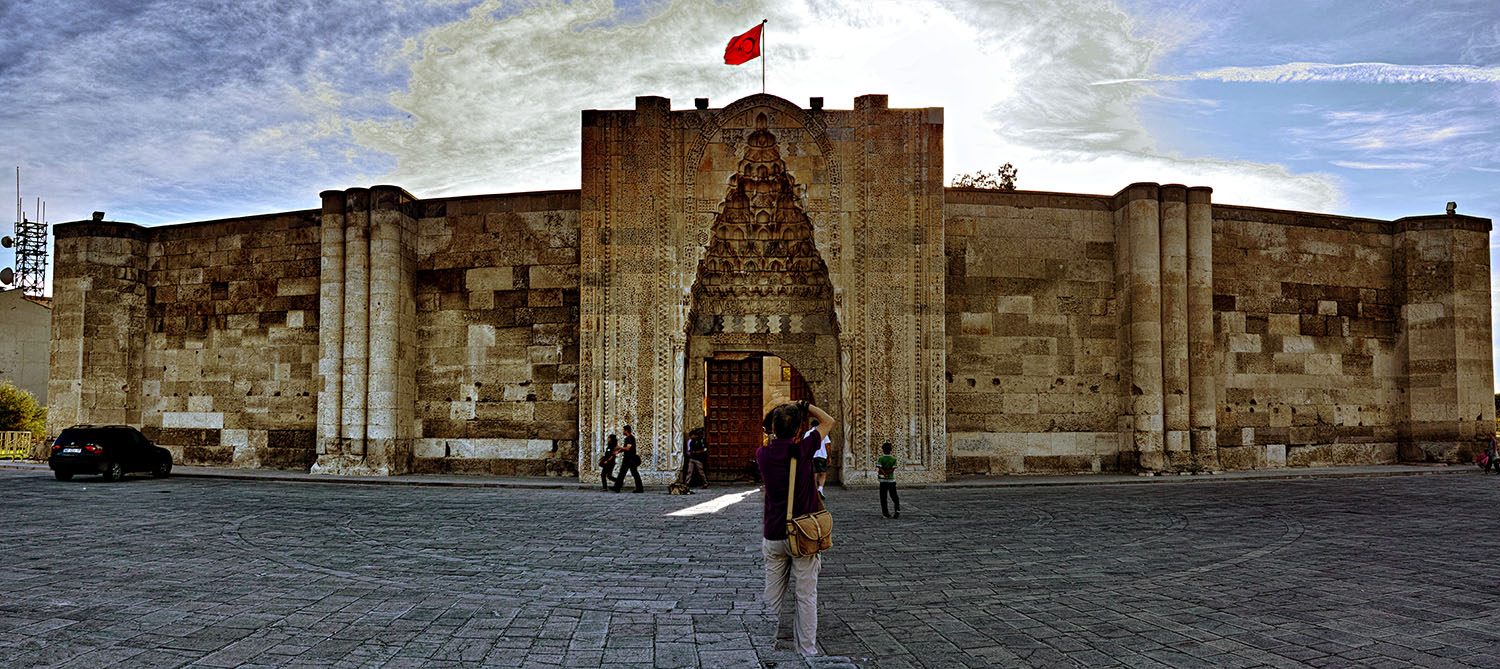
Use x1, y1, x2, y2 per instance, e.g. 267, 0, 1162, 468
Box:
761, 19, 767, 94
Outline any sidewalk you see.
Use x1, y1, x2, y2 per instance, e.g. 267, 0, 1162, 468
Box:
4, 461, 1499, 667
0, 458, 1478, 489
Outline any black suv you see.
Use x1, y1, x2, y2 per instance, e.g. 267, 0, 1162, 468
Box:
49, 425, 173, 481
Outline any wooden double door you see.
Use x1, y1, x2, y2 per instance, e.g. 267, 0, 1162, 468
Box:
705, 358, 762, 479
704, 356, 810, 480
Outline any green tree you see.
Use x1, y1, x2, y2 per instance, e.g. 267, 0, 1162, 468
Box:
0, 381, 46, 439
952, 163, 1019, 190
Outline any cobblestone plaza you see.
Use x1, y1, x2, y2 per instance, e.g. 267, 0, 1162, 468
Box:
3, 469, 1500, 667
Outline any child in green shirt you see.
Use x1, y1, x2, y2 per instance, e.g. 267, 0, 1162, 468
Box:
877, 441, 900, 518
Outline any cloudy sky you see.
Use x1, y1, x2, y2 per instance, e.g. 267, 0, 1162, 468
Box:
2, 0, 1498, 379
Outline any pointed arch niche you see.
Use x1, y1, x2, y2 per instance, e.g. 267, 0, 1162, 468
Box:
683, 109, 845, 482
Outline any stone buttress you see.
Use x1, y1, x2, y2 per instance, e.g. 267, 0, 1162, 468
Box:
314, 186, 419, 475
1113, 184, 1219, 472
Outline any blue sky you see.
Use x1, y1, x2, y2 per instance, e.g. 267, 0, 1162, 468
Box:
2, 0, 1497, 381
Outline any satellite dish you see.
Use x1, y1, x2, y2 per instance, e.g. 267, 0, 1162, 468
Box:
0, 267, 13, 286
1, 236, 13, 248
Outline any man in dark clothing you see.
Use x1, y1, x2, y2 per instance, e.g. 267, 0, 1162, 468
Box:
613, 425, 643, 493
755, 400, 834, 656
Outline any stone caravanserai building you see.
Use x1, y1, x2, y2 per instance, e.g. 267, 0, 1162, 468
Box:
47, 94, 1494, 484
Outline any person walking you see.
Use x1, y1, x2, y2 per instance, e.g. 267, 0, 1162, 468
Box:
600, 434, 620, 491
613, 425, 643, 493
877, 441, 900, 519
756, 399, 834, 657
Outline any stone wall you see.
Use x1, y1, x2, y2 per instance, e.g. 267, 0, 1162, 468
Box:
46, 93, 1491, 480
410, 191, 580, 477
945, 186, 1493, 475
944, 189, 1119, 474
48, 192, 581, 477
43, 213, 326, 467
141, 211, 323, 468
1211, 206, 1402, 468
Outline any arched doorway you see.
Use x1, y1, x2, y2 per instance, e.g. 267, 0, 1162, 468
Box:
682, 110, 842, 484
701, 353, 818, 481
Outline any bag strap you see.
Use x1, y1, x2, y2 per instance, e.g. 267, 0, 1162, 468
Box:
786, 456, 797, 522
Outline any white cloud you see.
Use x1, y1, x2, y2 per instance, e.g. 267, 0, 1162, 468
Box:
342, 0, 1343, 213
1016, 147, 1342, 211
1098, 61, 1500, 86
0, 0, 458, 226
1331, 161, 1431, 170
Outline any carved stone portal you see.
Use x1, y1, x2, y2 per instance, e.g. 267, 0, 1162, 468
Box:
685, 112, 842, 479
579, 93, 947, 484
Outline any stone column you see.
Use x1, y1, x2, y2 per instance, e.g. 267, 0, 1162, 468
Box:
365, 185, 417, 474
314, 186, 418, 475
315, 191, 346, 466
1159, 185, 1190, 468
1120, 184, 1165, 470
1393, 213, 1495, 460
45, 220, 149, 441
341, 189, 371, 457
1185, 187, 1218, 467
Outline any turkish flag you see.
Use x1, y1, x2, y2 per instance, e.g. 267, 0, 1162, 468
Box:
724, 23, 763, 65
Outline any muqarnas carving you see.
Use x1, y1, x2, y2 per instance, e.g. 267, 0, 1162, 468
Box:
692, 113, 836, 336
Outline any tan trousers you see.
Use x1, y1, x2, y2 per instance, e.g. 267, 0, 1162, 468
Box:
681, 458, 705, 486
762, 538, 820, 656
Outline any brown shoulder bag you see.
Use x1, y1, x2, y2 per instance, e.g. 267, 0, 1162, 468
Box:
785, 456, 833, 557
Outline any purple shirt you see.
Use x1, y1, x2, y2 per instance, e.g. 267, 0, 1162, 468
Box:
756, 433, 822, 540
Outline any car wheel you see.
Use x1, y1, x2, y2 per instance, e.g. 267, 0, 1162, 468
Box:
54, 471, 73, 481
103, 461, 124, 481
151, 455, 172, 479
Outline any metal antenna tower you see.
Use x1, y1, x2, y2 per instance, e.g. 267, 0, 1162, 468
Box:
2, 167, 48, 296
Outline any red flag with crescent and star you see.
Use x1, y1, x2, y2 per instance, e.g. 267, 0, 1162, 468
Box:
724, 23, 763, 65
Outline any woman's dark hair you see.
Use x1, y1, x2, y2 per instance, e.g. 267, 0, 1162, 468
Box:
763, 402, 807, 439
607, 434, 618, 447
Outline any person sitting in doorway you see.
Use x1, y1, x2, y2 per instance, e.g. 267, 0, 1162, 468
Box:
687, 427, 709, 488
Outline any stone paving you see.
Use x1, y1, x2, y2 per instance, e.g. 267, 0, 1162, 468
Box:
3, 467, 1500, 667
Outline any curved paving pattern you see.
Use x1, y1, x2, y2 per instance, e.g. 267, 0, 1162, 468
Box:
2, 470, 1500, 667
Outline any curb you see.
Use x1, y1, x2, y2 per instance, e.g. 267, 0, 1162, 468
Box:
886, 466, 1480, 490
0, 461, 590, 490
2, 460, 1483, 490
